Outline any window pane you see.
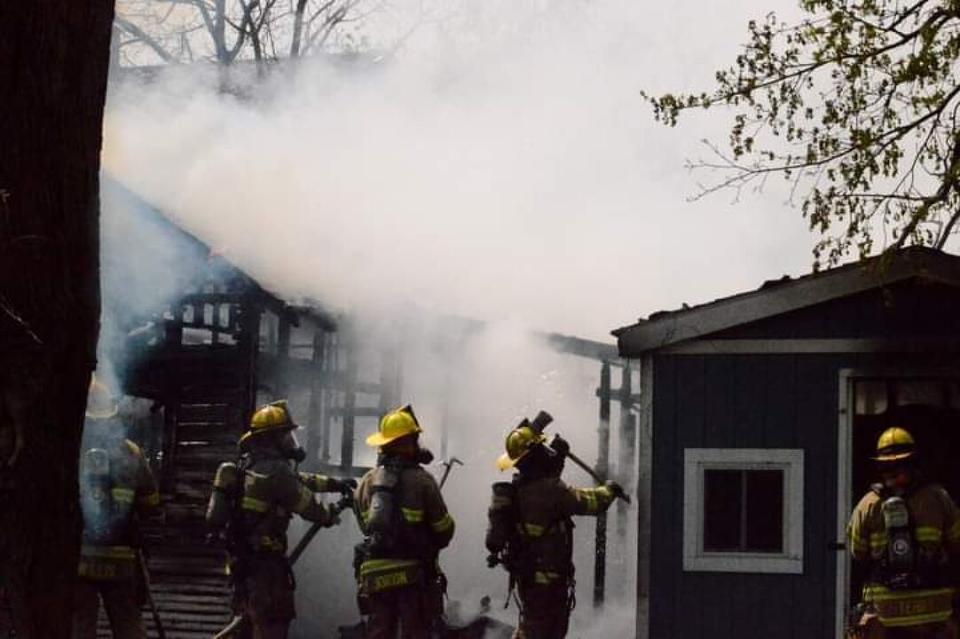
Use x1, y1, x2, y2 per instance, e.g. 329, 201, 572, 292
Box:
855, 380, 889, 415
745, 470, 784, 552
703, 469, 742, 552
895, 381, 944, 408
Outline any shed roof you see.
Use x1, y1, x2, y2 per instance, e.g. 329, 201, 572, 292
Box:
613, 247, 960, 357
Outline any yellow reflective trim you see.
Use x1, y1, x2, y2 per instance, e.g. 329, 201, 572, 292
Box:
296, 486, 313, 512
431, 513, 454, 533
401, 508, 424, 524
518, 522, 545, 537
869, 587, 954, 626
881, 611, 953, 627
359, 558, 420, 576
915, 526, 943, 542
863, 585, 953, 602
80, 545, 136, 560
869, 533, 887, 549
138, 491, 160, 507
586, 491, 598, 514
241, 496, 269, 513
111, 487, 135, 504
255, 536, 285, 552
301, 473, 334, 492
534, 571, 561, 584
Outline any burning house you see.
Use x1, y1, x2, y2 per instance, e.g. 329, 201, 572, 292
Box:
98, 176, 637, 637
614, 247, 960, 639
99, 176, 403, 636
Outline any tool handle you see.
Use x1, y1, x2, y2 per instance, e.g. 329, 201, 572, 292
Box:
565, 450, 632, 505
137, 550, 167, 639
288, 521, 323, 565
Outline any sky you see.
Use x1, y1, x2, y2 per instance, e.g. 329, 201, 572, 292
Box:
102, 0, 813, 342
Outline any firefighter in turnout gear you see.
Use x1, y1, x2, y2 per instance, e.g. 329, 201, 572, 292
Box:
206, 400, 352, 639
354, 405, 455, 638
73, 376, 161, 639
847, 427, 960, 638
486, 413, 621, 639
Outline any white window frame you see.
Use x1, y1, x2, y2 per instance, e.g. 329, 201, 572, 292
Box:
683, 448, 804, 574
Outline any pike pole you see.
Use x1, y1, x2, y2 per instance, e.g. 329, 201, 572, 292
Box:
563, 449, 631, 505
438, 457, 463, 490
137, 550, 167, 639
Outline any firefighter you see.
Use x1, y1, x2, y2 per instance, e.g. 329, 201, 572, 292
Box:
354, 405, 455, 638
847, 427, 960, 638
206, 400, 353, 639
486, 417, 621, 639
73, 376, 160, 639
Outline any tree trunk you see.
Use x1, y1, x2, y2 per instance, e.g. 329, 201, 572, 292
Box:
290, 0, 309, 58
0, 1, 114, 636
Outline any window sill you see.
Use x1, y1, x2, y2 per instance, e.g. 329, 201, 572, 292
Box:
683, 552, 803, 574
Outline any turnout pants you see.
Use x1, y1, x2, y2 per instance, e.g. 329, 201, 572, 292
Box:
72, 578, 146, 639
365, 585, 441, 639
513, 581, 572, 639
234, 557, 296, 639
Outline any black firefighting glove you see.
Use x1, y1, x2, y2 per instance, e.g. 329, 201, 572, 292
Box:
604, 480, 627, 501
549, 435, 570, 456
330, 477, 358, 493
417, 446, 435, 465
327, 493, 355, 527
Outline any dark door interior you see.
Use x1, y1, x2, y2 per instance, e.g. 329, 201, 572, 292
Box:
849, 377, 960, 602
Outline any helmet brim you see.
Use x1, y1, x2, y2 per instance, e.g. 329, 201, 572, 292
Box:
365, 430, 418, 448
495, 452, 516, 472
85, 407, 119, 420
496, 447, 535, 472
874, 451, 915, 462
240, 422, 297, 444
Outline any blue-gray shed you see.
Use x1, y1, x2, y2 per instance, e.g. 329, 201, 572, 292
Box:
613, 247, 960, 639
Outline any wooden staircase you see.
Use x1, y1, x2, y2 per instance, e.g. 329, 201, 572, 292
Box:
99, 295, 259, 638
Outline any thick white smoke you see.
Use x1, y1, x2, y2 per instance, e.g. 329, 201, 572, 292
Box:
102, 0, 811, 340
101, 0, 809, 636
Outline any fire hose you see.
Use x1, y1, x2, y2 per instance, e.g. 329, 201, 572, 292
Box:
288, 492, 355, 564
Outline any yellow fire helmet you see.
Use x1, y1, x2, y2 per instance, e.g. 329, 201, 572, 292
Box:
874, 426, 917, 462
240, 400, 296, 444
366, 405, 422, 448
85, 374, 119, 420
496, 421, 547, 472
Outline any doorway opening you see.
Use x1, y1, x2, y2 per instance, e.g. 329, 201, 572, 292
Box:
839, 373, 960, 636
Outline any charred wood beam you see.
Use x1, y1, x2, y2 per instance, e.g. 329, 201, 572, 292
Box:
542, 332, 618, 362
594, 361, 611, 608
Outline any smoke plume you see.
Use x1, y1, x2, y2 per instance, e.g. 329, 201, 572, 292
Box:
100, 0, 810, 636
